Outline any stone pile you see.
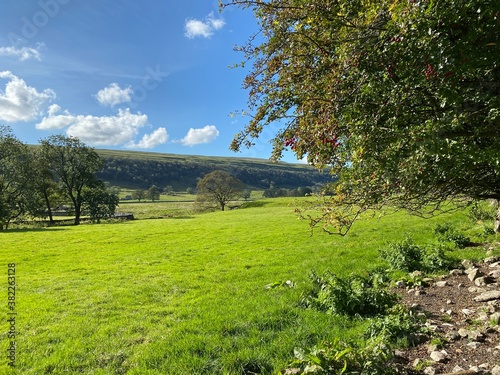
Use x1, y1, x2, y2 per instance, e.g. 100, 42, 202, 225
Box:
402, 255, 500, 375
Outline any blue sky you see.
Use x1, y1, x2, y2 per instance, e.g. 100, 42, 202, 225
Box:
0, 1, 298, 162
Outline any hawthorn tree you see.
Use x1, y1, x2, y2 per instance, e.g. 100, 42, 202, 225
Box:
222, 0, 500, 233
196, 170, 244, 211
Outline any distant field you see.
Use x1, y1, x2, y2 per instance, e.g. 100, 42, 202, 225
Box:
1, 198, 495, 374
115, 191, 264, 220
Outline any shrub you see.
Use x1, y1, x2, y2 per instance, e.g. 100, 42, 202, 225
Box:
365, 305, 422, 346
378, 237, 423, 272
421, 244, 454, 273
434, 223, 470, 248
300, 271, 399, 317
286, 337, 395, 375
379, 237, 454, 273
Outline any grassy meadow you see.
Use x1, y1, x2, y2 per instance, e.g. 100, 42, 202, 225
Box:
1, 198, 497, 374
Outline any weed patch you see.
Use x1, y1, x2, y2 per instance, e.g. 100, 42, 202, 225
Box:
379, 236, 455, 273
300, 271, 399, 317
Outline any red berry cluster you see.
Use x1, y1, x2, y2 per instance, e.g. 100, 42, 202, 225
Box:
424, 63, 437, 80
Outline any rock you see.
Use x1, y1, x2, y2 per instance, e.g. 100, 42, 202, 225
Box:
461, 308, 475, 316
458, 328, 470, 337
450, 269, 465, 276
468, 268, 483, 281
488, 269, 500, 278
395, 280, 407, 288
474, 290, 500, 302
429, 350, 448, 363
422, 277, 434, 285
427, 344, 439, 353
485, 255, 500, 264
436, 281, 448, 287
451, 365, 466, 373
445, 330, 461, 341
466, 341, 481, 349
392, 350, 407, 364
490, 261, 500, 268
468, 330, 485, 342
487, 300, 500, 311
477, 311, 490, 321
475, 276, 495, 286
490, 312, 500, 324
423, 367, 436, 375
492, 365, 500, 375
462, 259, 475, 269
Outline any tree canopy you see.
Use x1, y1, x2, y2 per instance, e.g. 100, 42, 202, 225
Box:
196, 170, 244, 211
39, 135, 107, 225
222, 0, 500, 233
0, 126, 33, 229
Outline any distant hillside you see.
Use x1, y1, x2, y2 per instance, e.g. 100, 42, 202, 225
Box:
96, 149, 334, 190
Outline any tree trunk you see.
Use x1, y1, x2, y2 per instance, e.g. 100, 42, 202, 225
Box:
43, 191, 54, 225
73, 201, 81, 225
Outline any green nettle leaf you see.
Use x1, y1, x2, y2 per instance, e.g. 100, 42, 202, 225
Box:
223, 0, 500, 234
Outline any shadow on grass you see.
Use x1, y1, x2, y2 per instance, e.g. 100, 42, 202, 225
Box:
0, 227, 67, 233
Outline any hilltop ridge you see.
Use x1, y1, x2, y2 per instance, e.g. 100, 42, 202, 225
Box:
95, 149, 334, 190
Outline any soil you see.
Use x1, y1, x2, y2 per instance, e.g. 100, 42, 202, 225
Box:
392, 256, 500, 375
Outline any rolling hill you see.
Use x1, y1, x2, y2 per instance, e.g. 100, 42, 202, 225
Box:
96, 149, 334, 190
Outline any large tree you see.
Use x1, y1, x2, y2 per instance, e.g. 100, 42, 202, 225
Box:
39, 135, 103, 225
222, 0, 500, 233
0, 127, 32, 230
196, 170, 244, 211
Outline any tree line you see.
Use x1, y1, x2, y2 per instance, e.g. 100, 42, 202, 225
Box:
97, 153, 333, 191
0, 126, 118, 229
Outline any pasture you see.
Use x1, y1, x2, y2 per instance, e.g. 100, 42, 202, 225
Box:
0, 198, 494, 374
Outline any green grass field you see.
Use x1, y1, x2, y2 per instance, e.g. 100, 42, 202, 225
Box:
1, 198, 497, 374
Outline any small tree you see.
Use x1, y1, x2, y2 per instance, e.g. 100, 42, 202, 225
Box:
146, 185, 160, 201
242, 189, 251, 201
82, 183, 119, 223
163, 185, 174, 196
132, 189, 145, 202
196, 170, 244, 211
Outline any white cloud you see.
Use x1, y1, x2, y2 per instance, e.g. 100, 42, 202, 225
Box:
126, 127, 168, 149
36, 108, 149, 146
179, 125, 219, 146
95, 83, 133, 107
0, 45, 42, 61
185, 12, 225, 39
0, 71, 55, 123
